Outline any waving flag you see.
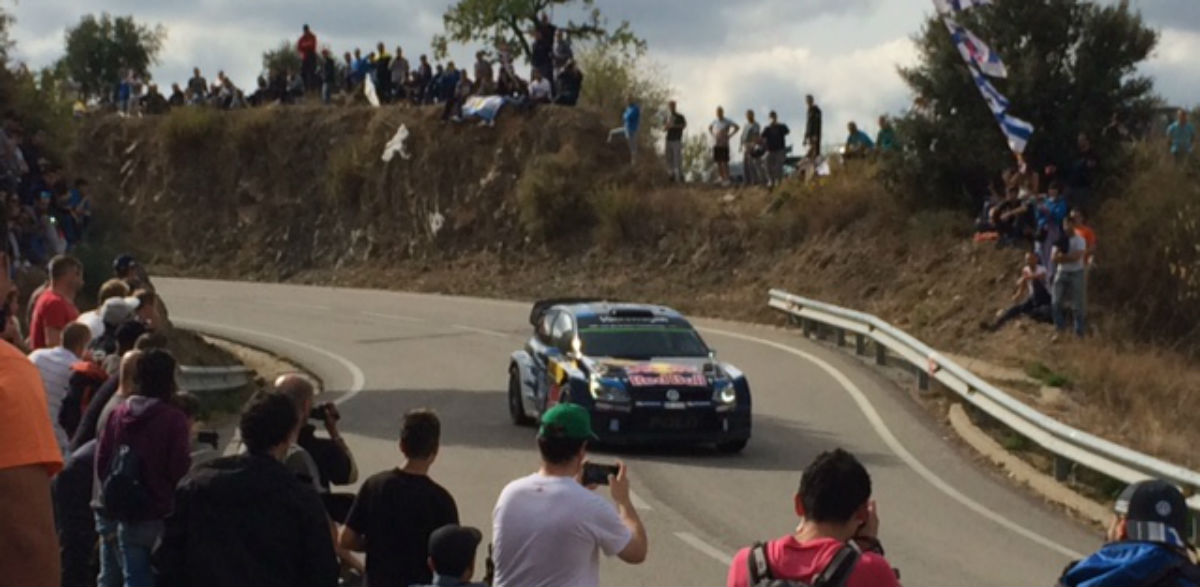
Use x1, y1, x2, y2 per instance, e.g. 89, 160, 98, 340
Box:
934, 0, 992, 13
462, 95, 507, 123
969, 65, 1010, 115
944, 17, 1007, 78
995, 112, 1034, 154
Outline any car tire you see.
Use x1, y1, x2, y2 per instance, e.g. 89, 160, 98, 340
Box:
716, 439, 748, 454
508, 368, 534, 426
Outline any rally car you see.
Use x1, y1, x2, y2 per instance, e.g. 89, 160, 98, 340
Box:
507, 299, 751, 452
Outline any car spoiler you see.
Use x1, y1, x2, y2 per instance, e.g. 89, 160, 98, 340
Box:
529, 298, 616, 326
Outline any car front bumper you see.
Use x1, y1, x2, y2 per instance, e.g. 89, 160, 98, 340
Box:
588, 407, 751, 446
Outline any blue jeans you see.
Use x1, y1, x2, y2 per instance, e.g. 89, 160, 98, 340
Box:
95, 511, 123, 587
321, 82, 332, 105
117, 519, 163, 587
1052, 269, 1087, 337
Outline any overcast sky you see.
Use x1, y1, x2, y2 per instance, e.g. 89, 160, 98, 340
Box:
7, 0, 1199, 150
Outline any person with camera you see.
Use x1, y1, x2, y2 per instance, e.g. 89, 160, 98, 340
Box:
491, 403, 648, 587
726, 449, 900, 587
274, 375, 358, 496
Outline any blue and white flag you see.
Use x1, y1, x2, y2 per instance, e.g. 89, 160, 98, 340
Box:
995, 112, 1034, 154
944, 17, 1007, 78
969, 65, 1009, 115
462, 95, 507, 122
934, 0, 992, 13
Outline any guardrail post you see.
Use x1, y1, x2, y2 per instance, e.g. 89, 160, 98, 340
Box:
874, 343, 886, 366
803, 319, 814, 338
836, 328, 846, 347
917, 369, 930, 392
1053, 456, 1074, 482
855, 334, 866, 356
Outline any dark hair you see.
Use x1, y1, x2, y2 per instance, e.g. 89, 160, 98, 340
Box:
49, 255, 82, 281
537, 435, 586, 465
134, 332, 168, 351
63, 322, 92, 351
134, 349, 177, 400
400, 409, 441, 459
240, 391, 299, 454
116, 320, 149, 355
172, 391, 201, 420
798, 448, 872, 524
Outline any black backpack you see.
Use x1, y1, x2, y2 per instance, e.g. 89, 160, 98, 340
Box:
748, 540, 861, 587
101, 444, 151, 521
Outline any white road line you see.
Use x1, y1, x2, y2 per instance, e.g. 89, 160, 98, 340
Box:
675, 532, 733, 566
629, 489, 653, 511
700, 326, 1085, 560
363, 311, 426, 323
174, 318, 367, 405
275, 301, 331, 311
451, 324, 512, 339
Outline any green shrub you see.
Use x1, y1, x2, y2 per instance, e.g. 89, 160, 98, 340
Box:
160, 107, 221, 152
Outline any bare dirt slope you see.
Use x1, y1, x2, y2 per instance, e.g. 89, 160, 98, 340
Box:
72, 105, 1199, 468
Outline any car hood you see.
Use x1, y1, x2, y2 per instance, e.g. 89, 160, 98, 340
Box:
587, 357, 717, 388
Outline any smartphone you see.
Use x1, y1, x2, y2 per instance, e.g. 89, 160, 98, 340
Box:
582, 462, 620, 486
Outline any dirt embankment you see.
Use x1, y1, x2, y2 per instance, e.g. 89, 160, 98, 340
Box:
72, 105, 1200, 469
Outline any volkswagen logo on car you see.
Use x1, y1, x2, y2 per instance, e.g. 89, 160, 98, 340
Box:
666, 389, 680, 401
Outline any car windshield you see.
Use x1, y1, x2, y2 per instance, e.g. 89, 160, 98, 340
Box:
578, 327, 709, 359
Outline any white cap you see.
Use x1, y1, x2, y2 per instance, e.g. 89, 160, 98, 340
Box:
101, 296, 141, 326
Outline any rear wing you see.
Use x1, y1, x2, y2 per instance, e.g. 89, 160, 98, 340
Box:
529, 298, 615, 326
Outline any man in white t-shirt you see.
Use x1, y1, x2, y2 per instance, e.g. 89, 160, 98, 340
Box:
1051, 216, 1088, 339
28, 322, 92, 456
75, 279, 131, 344
529, 70, 552, 103
492, 403, 648, 587
710, 107, 740, 185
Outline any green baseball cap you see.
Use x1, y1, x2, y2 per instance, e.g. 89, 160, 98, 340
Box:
538, 403, 598, 440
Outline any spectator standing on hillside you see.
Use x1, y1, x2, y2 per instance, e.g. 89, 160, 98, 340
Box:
0, 252, 63, 586
1051, 215, 1088, 339
415, 525, 489, 587
726, 449, 900, 587
983, 251, 1051, 332
607, 98, 641, 164
95, 349, 192, 586
1071, 209, 1097, 268
1067, 133, 1098, 211
1036, 182, 1069, 275
492, 404, 648, 587
155, 391, 339, 586
375, 42, 393, 103
664, 101, 687, 182
321, 49, 338, 105
844, 122, 875, 159
167, 83, 185, 107
555, 61, 583, 107
804, 94, 823, 158
392, 47, 411, 101
710, 107, 740, 185
1058, 480, 1200, 587
876, 116, 897, 152
415, 55, 433, 103
298, 24, 318, 91
762, 111, 790, 187
554, 30, 574, 71
341, 409, 459, 587
741, 110, 765, 186
1166, 109, 1195, 163
473, 51, 493, 95
187, 68, 207, 104
30, 254, 83, 350
29, 322, 91, 453
531, 13, 557, 85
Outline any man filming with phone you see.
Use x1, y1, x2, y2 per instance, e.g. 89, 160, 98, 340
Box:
492, 403, 648, 587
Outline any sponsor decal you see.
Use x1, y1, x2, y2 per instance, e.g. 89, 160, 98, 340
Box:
625, 363, 707, 388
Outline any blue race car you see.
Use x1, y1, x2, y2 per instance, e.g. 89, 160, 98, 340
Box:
508, 299, 751, 452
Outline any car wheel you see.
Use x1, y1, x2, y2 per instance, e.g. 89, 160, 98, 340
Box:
508, 368, 533, 426
716, 439, 747, 454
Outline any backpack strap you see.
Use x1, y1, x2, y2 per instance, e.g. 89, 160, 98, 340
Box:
747, 542, 773, 585
813, 541, 861, 587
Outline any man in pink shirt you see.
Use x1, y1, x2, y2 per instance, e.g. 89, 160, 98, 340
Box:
727, 449, 900, 587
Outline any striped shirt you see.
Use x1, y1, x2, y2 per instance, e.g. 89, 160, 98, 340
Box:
28, 347, 80, 455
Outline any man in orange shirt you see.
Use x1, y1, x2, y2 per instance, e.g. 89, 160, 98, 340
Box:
0, 251, 64, 586
29, 255, 83, 350
1070, 209, 1096, 267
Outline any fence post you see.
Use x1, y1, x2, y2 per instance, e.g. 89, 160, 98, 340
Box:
803, 319, 814, 338
1053, 456, 1074, 482
836, 328, 846, 347
874, 343, 886, 366
855, 334, 866, 356
918, 369, 930, 392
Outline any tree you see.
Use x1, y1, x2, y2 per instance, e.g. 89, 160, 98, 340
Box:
262, 40, 302, 76
886, 0, 1157, 208
59, 13, 165, 102
432, 0, 643, 63
577, 42, 669, 122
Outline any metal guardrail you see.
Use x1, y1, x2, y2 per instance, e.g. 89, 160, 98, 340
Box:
768, 288, 1200, 525
178, 365, 253, 393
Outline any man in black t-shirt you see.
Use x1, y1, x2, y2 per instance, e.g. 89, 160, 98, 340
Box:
665, 101, 688, 182
531, 13, 557, 86
340, 409, 459, 587
762, 111, 791, 187
804, 94, 822, 158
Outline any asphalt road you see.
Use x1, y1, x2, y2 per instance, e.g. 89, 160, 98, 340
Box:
159, 277, 1101, 587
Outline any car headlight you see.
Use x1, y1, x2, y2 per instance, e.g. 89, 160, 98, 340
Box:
589, 374, 630, 403
714, 380, 737, 404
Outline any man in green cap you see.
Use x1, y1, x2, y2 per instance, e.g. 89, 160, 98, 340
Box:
491, 403, 648, 587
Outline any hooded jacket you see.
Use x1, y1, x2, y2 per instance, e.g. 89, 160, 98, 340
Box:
94, 396, 191, 521
154, 453, 339, 587
1058, 542, 1200, 587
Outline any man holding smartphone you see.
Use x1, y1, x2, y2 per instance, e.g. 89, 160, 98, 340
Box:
492, 403, 648, 587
